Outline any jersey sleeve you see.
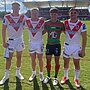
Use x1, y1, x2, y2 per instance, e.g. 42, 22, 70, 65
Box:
2, 16, 7, 25
44, 22, 47, 31
24, 19, 29, 29
23, 15, 27, 26
61, 22, 65, 32
80, 23, 86, 32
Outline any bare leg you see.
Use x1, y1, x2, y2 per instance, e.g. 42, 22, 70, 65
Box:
37, 53, 43, 72
29, 53, 37, 81
30, 53, 36, 71
0, 52, 13, 85
54, 56, 60, 78
73, 58, 80, 80
46, 55, 52, 77
16, 51, 24, 80
6, 52, 13, 69
16, 51, 22, 68
63, 57, 70, 78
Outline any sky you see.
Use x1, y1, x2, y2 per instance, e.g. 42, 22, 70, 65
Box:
0, 0, 90, 13
0, 0, 28, 13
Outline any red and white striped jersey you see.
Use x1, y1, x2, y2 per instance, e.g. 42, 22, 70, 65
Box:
3, 14, 27, 39
25, 18, 44, 43
64, 19, 86, 45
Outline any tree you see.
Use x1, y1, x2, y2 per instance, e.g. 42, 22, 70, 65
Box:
0, 0, 15, 13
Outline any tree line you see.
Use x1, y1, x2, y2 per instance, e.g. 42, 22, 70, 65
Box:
0, 11, 10, 19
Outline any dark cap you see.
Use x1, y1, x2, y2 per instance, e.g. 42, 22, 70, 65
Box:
49, 8, 59, 13
12, 1, 20, 6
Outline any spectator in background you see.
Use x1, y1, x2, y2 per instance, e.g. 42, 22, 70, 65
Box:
61, 8, 87, 88
0, 1, 27, 85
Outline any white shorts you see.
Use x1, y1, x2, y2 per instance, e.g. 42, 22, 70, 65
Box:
29, 42, 44, 54
7, 38, 24, 52
63, 43, 81, 59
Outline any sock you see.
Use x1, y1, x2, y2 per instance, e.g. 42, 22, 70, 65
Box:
40, 72, 43, 75
16, 67, 20, 74
46, 64, 51, 77
64, 68, 68, 79
54, 64, 60, 78
74, 69, 80, 80
5, 69, 9, 76
32, 71, 36, 75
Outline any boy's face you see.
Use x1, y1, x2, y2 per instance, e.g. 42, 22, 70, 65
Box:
12, 4, 20, 12
69, 10, 78, 19
50, 13, 58, 20
31, 10, 39, 18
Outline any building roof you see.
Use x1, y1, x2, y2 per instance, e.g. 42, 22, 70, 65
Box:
22, 0, 90, 8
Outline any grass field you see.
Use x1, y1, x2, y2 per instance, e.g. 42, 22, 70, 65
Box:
0, 20, 90, 90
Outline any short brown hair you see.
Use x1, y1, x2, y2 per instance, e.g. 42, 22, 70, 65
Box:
69, 7, 77, 12
49, 8, 59, 13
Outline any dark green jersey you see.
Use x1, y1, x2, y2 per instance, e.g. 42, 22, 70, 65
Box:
44, 20, 65, 44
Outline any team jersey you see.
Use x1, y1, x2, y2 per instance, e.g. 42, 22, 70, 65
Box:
25, 18, 44, 43
44, 20, 65, 44
3, 14, 27, 39
64, 19, 86, 45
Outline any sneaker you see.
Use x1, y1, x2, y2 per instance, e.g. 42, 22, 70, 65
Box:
44, 76, 51, 84
74, 79, 80, 88
61, 76, 68, 84
29, 73, 36, 82
40, 74, 44, 81
16, 73, 24, 80
53, 78, 58, 86
0, 75, 9, 85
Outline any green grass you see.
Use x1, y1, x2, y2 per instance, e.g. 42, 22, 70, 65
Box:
0, 20, 90, 90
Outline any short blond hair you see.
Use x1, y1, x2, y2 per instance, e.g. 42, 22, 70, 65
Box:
31, 7, 39, 12
12, 1, 20, 6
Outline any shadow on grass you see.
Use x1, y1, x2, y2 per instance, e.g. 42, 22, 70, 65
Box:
41, 82, 49, 90
48, 79, 56, 90
4, 79, 9, 90
42, 79, 64, 90
57, 83, 64, 90
16, 77, 22, 90
48, 79, 65, 90
33, 76, 40, 90
65, 80, 76, 90
79, 85, 86, 90
65, 80, 86, 90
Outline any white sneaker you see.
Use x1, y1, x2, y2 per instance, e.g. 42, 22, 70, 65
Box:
44, 76, 50, 84
53, 78, 58, 86
40, 74, 44, 81
16, 73, 24, 80
0, 75, 9, 85
29, 73, 36, 82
